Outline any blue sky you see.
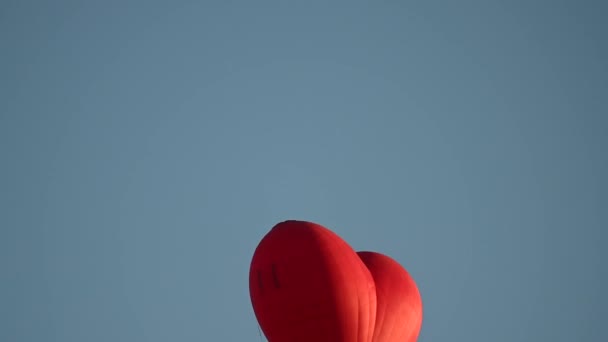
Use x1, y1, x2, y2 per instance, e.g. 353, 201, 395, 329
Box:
1, 1, 606, 341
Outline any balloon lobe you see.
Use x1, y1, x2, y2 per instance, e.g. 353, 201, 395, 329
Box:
249, 220, 377, 342
358, 251, 423, 342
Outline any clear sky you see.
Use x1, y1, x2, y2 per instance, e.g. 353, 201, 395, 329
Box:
1, 1, 606, 341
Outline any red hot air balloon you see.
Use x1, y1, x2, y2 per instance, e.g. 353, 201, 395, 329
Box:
358, 251, 423, 342
249, 220, 377, 342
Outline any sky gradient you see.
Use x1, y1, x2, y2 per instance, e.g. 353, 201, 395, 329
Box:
1, 1, 607, 341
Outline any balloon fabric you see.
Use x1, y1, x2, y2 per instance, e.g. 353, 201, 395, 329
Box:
249, 220, 422, 342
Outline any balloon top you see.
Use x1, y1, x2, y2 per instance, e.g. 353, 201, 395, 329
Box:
272, 219, 313, 228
